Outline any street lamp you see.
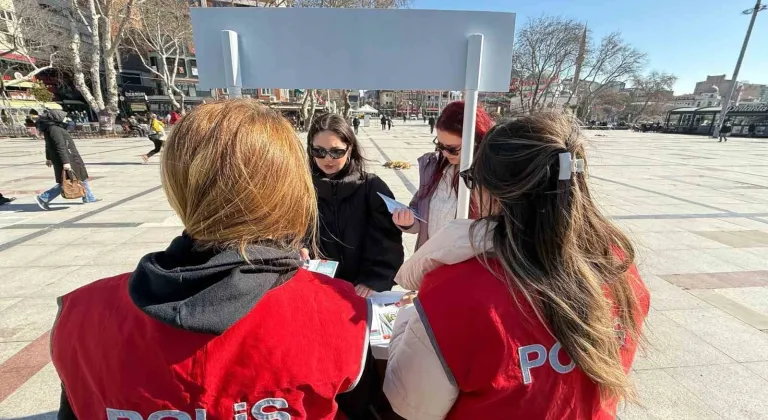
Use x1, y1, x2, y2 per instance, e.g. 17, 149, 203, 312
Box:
713, 0, 765, 138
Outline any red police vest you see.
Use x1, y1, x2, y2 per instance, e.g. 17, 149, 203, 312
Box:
418, 258, 649, 420
51, 269, 371, 420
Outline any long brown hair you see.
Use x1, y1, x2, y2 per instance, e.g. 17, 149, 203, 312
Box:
162, 99, 317, 253
471, 112, 644, 404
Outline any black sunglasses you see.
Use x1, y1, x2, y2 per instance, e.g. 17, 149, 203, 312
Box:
310, 146, 349, 160
459, 168, 475, 189
433, 137, 461, 156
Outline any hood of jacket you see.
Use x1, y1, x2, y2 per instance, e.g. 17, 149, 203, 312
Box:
36, 110, 68, 131
313, 164, 367, 201
129, 233, 302, 335
395, 218, 495, 291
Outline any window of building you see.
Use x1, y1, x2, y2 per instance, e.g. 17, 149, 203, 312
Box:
121, 72, 142, 86
190, 60, 198, 77
260, 88, 273, 96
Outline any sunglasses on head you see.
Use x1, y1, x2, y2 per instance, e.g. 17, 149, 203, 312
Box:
459, 168, 475, 189
310, 146, 349, 160
433, 137, 461, 156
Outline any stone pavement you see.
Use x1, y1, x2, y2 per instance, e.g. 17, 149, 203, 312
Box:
1, 121, 768, 419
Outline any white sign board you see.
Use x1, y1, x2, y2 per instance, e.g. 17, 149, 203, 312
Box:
190, 8, 515, 92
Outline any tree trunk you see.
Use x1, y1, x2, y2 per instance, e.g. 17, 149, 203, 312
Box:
300, 89, 314, 131
86, 0, 104, 108
341, 89, 351, 118
68, 7, 103, 113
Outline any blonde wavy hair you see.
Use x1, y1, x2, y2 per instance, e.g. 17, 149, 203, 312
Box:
161, 99, 316, 253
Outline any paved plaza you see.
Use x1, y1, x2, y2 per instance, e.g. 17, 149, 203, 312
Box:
1, 121, 768, 419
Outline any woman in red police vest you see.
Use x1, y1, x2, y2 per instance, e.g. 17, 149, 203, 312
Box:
384, 113, 650, 419
51, 100, 374, 420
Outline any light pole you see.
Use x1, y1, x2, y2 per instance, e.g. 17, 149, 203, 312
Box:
713, 0, 766, 138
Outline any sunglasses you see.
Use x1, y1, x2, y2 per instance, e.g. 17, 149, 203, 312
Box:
310, 146, 349, 160
459, 168, 475, 189
433, 137, 461, 156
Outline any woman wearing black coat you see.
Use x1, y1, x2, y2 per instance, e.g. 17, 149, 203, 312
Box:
306, 113, 404, 297
35, 110, 100, 210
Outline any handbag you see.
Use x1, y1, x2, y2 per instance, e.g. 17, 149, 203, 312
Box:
61, 169, 86, 199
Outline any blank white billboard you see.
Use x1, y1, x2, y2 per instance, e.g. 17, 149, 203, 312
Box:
190, 7, 515, 92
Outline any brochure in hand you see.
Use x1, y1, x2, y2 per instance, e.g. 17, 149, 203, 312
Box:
304, 259, 339, 278
369, 291, 406, 345
377, 192, 427, 223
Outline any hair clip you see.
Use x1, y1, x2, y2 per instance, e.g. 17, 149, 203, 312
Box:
558, 152, 585, 180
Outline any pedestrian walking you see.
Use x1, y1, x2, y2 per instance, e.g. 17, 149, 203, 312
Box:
35, 110, 99, 210
141, 114, 166, 163
719, 119, 732, 142
392, 101, 493, 251
403, 115, 407, 124
428, 115, 436, 134
423, 115, 427, 123
51, 99, 376, 420
387, 116, 392, 131
748, 122, 756, 138
169, 110, 181, 125
306, 113, 404, 297
380, 114, 387, 130
0, 193, 15, 206
385, 112, 650, 420
352, 116, 360, 134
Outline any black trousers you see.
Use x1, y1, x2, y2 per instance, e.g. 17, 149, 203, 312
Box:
147, 139, 163, 157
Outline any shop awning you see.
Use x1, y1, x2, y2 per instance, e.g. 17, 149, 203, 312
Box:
0, 100, 62, 110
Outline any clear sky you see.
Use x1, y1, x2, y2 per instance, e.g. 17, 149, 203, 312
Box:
412, 0, 768, 95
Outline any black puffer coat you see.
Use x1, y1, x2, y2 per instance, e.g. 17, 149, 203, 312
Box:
39, 111, 88, 184
313, 166, 404, 292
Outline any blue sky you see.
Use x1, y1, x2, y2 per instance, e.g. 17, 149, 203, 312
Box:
412, 0, 768, 94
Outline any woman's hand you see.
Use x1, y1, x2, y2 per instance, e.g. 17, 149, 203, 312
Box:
392, 208, 415, 228
355, 284, 375, 298
299, 248, 310, 266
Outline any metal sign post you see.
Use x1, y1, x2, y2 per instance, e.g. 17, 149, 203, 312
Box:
457, 34, 484, 219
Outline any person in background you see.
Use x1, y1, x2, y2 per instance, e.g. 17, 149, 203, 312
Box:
169, 110, 181, 125
387, 116, 392, 131
381, 114, 387, 130
141, 114, 166, 163
51, 99, 378, 419
25, 110, 39, 139
0, 193, 15, 206
423, 115, 427, 124
392, 101, 493, 251
719, 118, 732, 142
307, 113, 404, 297
352, 116, 360, 135
35, 110, 99, 210
385, 113, 650, 419
403, 115, 407, 124
428, 115, 436, 134
748, 122, 756, 138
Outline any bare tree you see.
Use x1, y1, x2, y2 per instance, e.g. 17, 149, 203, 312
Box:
629, 71, 677, 122
512, 16, 583, 113
569, 32, 647, 119
0, 0, 59, 87
51, 0, 136, 128
0, 0, 60, 126
127, 0, 192, 112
